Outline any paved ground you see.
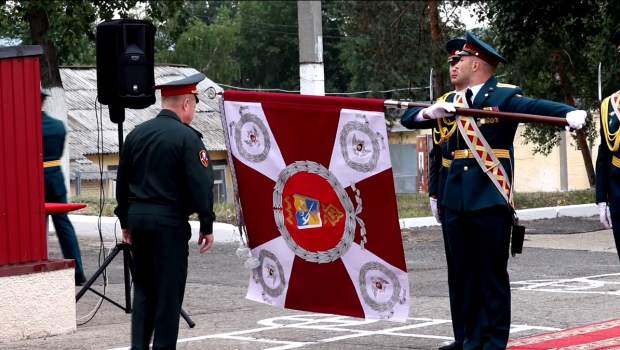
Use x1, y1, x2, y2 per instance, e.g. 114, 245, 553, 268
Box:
4, 215, 620, 350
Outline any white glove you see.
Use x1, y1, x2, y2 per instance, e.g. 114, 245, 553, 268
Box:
565, 110, 586, 131
423, 100, 456, 119
430, 197, 440, 223
598, 202, 612, 229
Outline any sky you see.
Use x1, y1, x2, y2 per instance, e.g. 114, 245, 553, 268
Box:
459, 5, 488, 30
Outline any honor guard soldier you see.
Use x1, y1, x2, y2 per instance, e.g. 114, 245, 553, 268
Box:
416, 31, 587, 350
401, 38, 467, 350
41, 88, 87, 286
595, 28, 620, 261
114, 73, 216, 350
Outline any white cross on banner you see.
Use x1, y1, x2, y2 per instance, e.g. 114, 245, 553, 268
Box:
219, 90, 410, 322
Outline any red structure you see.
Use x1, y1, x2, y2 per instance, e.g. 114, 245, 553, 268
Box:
0, 45, 47, 265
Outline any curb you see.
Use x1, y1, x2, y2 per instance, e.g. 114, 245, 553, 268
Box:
399, 203, 598, 229
52, 203, 598, 242
48, 215, 241, 244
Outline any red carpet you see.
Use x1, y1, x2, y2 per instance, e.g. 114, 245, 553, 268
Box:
507, 319, 620, 349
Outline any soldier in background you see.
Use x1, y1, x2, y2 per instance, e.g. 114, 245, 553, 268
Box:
595, 28, 620, 261
401, 38, 467, 350
41, 88, 87, 286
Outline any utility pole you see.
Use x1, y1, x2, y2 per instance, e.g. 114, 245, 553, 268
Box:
297, 1, 324, 95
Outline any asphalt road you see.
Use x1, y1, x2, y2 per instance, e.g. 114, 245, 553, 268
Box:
3, 215, 620, 350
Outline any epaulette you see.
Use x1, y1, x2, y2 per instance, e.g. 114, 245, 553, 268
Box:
437, 91, 455, 101
496, 83, 518, 89
185, 124, 203, 139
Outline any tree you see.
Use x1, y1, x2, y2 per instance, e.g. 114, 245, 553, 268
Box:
0, 1, 192, 196
156, 4, 240, 84
474, 0, 618, 187
330, 1, 464, 101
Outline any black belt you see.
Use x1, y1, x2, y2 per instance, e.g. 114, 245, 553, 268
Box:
128, 201, 185, 218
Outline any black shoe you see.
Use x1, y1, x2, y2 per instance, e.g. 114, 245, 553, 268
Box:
438, 340, 463, 350
75, 273, 87, 286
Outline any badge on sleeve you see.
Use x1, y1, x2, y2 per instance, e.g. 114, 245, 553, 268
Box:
199, 150, 209, 167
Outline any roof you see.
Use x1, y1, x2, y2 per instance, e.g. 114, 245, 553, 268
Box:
60, 66, 225, 157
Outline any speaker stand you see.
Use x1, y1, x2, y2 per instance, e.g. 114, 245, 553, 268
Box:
75, 105, 195, 328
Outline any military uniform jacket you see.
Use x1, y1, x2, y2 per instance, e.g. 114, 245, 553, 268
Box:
42, 111, 67, 199
406, 77, 576, 212
443, 76, 576, 211
401, 92, 456, 206
114, 109, 217, 234
596, 92, 620, 213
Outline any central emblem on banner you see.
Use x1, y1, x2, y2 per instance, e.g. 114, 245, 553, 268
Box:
284, 194, 344, 229
273, 161, 358, 263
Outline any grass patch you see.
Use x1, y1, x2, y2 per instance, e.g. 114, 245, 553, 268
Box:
70, 188, 596, 224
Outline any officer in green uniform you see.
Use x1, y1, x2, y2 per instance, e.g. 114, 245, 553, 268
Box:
114, 73, 216, 350
41, 88, 86, 286
595, 28, 620, 260
401, 38, 467, 350
425, 31, 587, 350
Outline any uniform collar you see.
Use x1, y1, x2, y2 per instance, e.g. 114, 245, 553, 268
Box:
158, 109, 183, 123
158, 109, 203, 139
467, 76, 498, 106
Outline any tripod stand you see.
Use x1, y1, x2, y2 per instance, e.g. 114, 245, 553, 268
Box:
75, 106, 195, 328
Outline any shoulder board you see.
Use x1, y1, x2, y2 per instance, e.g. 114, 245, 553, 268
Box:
436, 91, 455, 101
496, 83, 518, 89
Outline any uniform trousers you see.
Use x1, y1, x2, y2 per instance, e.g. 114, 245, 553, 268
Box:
128, 213, 191, 350
444, 205, 512, 350
440, 205, 465, 342
47, 192, 85, 280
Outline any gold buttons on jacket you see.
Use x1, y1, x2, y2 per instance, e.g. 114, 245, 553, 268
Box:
451, 151, 455, 156
464, 166, 469, 171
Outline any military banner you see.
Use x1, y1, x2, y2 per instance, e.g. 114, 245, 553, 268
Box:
219, 90, 409, 322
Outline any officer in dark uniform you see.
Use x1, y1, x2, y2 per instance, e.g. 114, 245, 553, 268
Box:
423, 31, 587, 350
595, 28, 620, 260
114, 73, 216, 350
41, 88, 86, 286
401, 38, 467, 350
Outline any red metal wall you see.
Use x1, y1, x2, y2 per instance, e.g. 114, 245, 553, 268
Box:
0, 46, 46, 265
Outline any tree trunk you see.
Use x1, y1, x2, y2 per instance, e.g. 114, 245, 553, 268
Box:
429, 0, 444, 100
28, 5, 72, 198
28, 5, 63, 88
552, 49, 595, 188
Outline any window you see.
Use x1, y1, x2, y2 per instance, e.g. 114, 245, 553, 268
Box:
389, 143, 417, 193
212, 166, 227, 203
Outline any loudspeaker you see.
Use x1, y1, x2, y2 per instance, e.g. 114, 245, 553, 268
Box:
96, 19, 156, 111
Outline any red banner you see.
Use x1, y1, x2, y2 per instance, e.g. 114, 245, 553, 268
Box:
220, 90, 409, 322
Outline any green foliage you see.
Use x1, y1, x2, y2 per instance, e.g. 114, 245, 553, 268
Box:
328, 1, 465, 100
0, 1, 192, 66
233, 1, 300, 90
473, 0, 620, 156
156, 5, 239, 84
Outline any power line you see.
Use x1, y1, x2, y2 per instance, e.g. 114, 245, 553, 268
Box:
214, 82, 431, 95
193, 14, 343, 32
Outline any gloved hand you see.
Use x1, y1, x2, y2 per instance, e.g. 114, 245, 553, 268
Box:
430, 197, 440, 223
598, 202, 612, 229
423, 101, 456, 119
565, 110, 587, 131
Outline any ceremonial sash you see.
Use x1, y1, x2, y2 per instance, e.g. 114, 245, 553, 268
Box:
454, 90, 514, 207
601, 91, 620, 152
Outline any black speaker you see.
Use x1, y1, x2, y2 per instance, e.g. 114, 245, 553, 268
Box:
96, 19, 156, 110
